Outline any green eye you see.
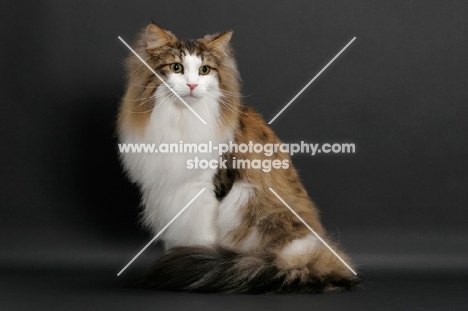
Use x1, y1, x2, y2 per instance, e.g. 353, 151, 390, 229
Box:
170, 63, 183, 73
199, 65, 211, 75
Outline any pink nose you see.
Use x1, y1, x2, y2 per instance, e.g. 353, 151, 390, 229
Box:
187, 84, 198, 91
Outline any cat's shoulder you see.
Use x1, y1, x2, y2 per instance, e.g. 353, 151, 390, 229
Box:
236, 105, 278, 143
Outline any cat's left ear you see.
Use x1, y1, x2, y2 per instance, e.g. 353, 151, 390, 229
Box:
207, 31, 233, 55
146, 23, 174, 52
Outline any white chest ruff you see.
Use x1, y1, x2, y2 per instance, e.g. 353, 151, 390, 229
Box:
120, 97, 232, 249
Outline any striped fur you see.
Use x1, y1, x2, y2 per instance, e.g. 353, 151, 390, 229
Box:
118, 23, 358, 294
139, 246, 359, 293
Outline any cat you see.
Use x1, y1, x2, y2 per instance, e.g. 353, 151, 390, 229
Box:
117, 22, 358, 293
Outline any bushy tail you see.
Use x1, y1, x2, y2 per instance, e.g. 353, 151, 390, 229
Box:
138, 245, 359, 294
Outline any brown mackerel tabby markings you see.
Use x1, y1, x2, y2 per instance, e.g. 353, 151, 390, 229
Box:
119, 23, 357, 293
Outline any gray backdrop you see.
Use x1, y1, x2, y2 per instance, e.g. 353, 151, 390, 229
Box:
1, 0, 467, 310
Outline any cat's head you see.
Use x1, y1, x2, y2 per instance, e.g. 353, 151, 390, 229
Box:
144, 23, 236, 104
120, 23, 241, 130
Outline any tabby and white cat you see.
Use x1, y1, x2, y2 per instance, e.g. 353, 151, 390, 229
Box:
118, 23, 357, 293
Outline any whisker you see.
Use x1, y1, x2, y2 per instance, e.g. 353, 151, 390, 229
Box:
218, 98, 264, 127
123, 89, 177, 113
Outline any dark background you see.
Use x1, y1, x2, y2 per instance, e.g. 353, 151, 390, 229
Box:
1, 0, 467, 310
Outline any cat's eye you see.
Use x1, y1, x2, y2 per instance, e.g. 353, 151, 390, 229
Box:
170, 63, 183, 73
199, 65, 211, 75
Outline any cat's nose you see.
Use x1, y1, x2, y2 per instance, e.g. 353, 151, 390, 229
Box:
187, 84, 198, 91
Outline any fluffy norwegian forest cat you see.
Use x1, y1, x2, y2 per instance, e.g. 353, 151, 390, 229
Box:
118, 23, 358, 293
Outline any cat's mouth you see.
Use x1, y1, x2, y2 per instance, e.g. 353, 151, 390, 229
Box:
179, 94, 200, 106
181, 92, 200, 101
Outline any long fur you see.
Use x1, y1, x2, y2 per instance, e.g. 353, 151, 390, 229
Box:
139, 245, 358, 294
118, 23, 358, 294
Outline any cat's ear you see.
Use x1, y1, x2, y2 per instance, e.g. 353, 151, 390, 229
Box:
146, 23, 173, 52
207, 31, 233, 55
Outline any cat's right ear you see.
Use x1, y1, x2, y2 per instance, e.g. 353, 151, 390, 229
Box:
146, 23, 172, 52
206, 31, 233, 56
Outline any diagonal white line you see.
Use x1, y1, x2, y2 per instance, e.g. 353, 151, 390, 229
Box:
268, 37, 356, 124
118, 36, 207, 125
269, 188, 357, 275
117, 188, 206, 276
